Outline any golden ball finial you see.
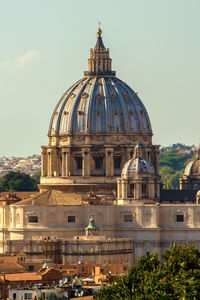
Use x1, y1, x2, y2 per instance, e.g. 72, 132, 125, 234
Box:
97, 28, 102, 36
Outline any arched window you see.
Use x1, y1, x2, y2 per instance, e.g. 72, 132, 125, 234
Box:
129, 183, 135, 197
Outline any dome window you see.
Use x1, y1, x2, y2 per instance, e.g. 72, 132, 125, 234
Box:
78, 111, 84, 116
110, 92, 116, 100
63, 111, 68, 116
96, 110, 101, 116
130, 111, 134, 116
124, 92, 129, 100
70, 93, 76, 98
82, 92, 89, 99
114, 110, 119, 116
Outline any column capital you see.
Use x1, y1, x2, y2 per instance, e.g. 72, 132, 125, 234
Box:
61, 147, 71, 154
105, 147, 114, 154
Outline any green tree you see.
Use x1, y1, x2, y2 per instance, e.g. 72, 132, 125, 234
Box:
95, 244, 200, 300
31, 173, 41, 185
0, 171, 38, 192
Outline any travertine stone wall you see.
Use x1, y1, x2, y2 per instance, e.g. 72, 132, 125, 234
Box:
1, 203, 200, 260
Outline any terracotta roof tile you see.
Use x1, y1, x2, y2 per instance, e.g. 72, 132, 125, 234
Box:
4, 273, 41, 281
14, 190, 82, 206
0, 262, 25, 272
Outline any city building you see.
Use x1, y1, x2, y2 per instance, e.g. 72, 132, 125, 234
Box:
0, 27, 200, 264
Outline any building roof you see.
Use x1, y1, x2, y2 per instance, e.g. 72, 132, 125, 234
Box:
0, 192, 37, 202
4, 273, 41, 282
13, 189, 82, 206
0, 262, 25, 273
160, 189, 196, 203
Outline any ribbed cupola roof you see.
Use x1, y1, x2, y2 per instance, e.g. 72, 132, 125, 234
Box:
84, 27, 116, 77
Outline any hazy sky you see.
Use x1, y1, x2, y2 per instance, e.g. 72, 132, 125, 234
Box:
0, 0, 200, 156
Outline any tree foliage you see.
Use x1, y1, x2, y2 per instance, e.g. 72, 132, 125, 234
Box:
0, 171, 39, 192
159, 144, 196, 189
95, 244, 200, 300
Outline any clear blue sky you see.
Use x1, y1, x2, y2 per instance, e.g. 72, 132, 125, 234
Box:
0, 0, 200, 156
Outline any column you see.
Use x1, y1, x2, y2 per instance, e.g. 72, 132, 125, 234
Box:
82, 148, 90, 177
121, 180, 127, 199
149, 181, 155, 199
105, 148, 114, 177
61, 149, 66, 177
66, 149, 71, 177
47, 149, 52, 177
41, 147, 47, 177
155, 148, 160, 175
188, 207, 194, 227
11, 207, 16, 228
135, 182, 141, 199
117, 179, 121, 199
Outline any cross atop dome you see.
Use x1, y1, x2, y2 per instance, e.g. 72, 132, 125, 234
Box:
84, 26, 116, 76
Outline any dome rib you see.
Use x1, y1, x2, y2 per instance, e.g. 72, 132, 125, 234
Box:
48, 82, 76, 134
102, 77, 111, 133
122, 79, 152, 133
86, 77, 97, 133
70, 78, 90, 133
112, 78, 129, 133
57, 80, 84, 133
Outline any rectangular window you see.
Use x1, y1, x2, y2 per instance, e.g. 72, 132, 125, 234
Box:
142, 183, 147, 197
95, 157, 103, 169
24, 293, 32, 300
176, 215, 184, 222
114, 157, 121, 169
90, 255, 94, 263
76, 157, 82, 169
68, 216, 75, 223
124, 215, 133, 222
28, 216, 38, 223
29, 265, 34, 272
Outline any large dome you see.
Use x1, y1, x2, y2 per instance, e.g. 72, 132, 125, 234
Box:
39, 27, 160, 194
48, 76, 152, 135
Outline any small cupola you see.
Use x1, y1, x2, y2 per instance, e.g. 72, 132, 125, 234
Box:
85, 215, 99, 236
117, 144, 160, 204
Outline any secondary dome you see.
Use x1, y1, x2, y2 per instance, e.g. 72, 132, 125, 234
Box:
48, 28, 152, 135
122, 157, 155, 179
184, 147, 200, 177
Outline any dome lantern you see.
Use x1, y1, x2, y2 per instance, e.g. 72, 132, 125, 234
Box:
84, 27, 116, 77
